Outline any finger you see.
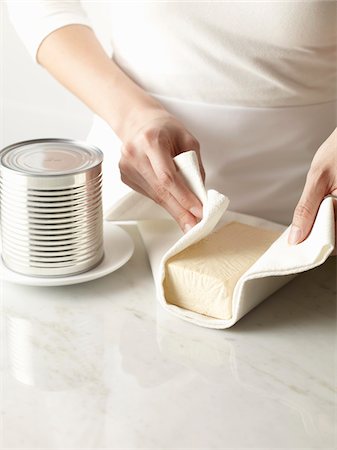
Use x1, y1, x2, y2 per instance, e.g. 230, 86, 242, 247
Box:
121, 139, 202, 230
289, 169, 328, 245
147, 145, 203, 219
153, 187, 198, 232
135, 156, 199, 231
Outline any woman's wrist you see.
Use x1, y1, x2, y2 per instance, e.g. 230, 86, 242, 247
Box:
111, 97, 173, 142
36, 24, 171, 143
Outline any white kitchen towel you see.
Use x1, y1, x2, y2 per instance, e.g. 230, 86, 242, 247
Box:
105, 151, 335, 329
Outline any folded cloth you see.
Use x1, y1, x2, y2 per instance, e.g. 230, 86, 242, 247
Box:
105, 151, 335, 329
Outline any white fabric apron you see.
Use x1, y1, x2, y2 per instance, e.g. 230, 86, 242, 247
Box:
86, 96, 336, 225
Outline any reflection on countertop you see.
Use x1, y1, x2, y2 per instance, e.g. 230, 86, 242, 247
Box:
1, 225, 336, 449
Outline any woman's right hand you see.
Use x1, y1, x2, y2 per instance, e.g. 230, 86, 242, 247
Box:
35, 25, 204, 231
119, 108, 205, 232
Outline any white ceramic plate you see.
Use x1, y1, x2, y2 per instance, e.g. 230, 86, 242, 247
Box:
0, 222, 134, 286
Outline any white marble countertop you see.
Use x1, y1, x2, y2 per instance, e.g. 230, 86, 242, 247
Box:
1, 224, 336, 450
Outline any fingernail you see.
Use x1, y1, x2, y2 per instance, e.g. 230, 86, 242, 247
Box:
189, 206, 202, 218
184, 223, 193, 233
289, 225, 302, 245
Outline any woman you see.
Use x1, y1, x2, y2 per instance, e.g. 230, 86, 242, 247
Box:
7, 1, 337, 243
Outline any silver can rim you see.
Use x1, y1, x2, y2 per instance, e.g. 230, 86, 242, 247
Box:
0, 138, 103, 178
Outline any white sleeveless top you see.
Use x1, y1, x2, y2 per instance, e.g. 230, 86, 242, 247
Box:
7, 1, 337, 224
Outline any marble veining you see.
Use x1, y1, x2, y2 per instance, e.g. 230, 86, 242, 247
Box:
1, 224, 336, 449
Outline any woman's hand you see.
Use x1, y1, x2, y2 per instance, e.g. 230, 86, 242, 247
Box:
119, 108, 205, 232
36, 26, 204, 232
289, 127, 337, 245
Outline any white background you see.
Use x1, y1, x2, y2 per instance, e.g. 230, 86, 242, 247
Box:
0, 3, 99, 149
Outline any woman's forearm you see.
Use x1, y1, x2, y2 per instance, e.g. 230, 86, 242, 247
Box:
36, 24, 167, 141
37, 24, 204, 230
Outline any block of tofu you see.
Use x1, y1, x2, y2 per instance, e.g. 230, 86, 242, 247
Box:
163, 221, 282, 320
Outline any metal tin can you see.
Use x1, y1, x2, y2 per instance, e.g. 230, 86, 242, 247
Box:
0, 139, 104, 277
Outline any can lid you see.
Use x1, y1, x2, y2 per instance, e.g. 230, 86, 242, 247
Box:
0, 139, 103, 176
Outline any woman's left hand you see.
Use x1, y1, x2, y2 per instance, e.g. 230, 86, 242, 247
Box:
289, 127, 337, 245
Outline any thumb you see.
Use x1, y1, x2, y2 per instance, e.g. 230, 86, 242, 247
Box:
289, 170, 327, 245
